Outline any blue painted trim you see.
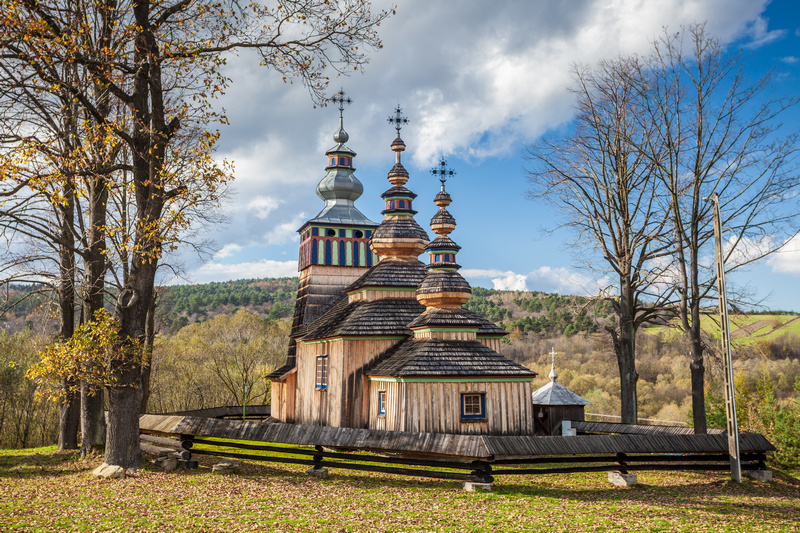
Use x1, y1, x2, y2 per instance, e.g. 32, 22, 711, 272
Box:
461, 392, 485, 419
324, 240, 332, 266
311, 239, 318, 264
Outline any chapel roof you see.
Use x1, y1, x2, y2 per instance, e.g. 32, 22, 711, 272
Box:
366, 338, 536, 377
531, 381, 592, 406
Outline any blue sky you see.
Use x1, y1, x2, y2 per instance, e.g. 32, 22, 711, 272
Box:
175, 0, 800, 312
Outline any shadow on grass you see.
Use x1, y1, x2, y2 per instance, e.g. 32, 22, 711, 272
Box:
0, 449, 93, 480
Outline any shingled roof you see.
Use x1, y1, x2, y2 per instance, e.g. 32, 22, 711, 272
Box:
406, 308, 507, 336
366, 338, 537, 378
301, 298, 425, 341
345, 259, 427, 292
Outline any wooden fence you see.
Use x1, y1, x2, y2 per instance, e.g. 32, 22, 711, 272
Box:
139, 414, 774, 485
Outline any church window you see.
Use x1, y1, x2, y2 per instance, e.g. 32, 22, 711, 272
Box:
326, 228, 336, 237
398, 200, 405, 208
435, 254, 441, 263
339, 241, 346, 265
461, 393, 485, 420
390, 200, 395, 209
315, 356, 328, 390
378, 391, 386, 416
354, 230, 363, 239
311, 239, 318, 263
353, 241, 360, 266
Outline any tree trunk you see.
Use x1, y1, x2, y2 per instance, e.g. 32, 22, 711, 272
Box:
56, 180, 79, 450
140, 291, 156, 413
105, 366, 143, 469
80, 385, 105, 455
610, 278, 638, 424
689, 285, 707, 433
58, 382, 80, 450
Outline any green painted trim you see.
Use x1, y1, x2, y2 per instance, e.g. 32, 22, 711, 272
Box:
349, 286, 416, 295
305, 336, 408, 344
427, 267, 459, 272
384, 196, 415, 201
411, 327, 478, 333
383, 213, 414, 217
367, 376, 534, 383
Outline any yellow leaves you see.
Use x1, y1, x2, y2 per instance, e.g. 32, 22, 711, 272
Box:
26, 309, 142, 401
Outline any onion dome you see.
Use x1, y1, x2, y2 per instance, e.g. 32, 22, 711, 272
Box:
307, 105, 376, 226
416, 165, 471, 309
369, 106, 429, 259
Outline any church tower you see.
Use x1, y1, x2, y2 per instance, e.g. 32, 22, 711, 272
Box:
288, 90, 379, 365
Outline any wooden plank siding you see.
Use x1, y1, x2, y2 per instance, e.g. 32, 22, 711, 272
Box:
368, 380, 533, 435
296, 337, 399, 428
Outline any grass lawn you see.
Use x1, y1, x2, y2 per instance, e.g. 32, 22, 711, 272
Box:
1, 445, 799, 532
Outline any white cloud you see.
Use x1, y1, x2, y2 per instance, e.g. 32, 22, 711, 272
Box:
741, 16, 786, 49
246, 196, 282, 219
263, 213, 307, 245
768, 234, 800, 274
213, 243, 243, 259
781, 56, 799, 64
463, 266, 608, 296
189, 259, 298, 283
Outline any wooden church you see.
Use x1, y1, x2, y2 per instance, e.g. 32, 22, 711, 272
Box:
269, 97, 537, 436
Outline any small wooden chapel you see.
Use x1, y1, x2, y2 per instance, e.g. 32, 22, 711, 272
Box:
269, 96, 537, 436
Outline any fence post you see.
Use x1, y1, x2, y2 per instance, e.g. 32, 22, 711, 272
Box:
305, 445, 329, 478
615, 452, 628, 475
180, 434, 198, 469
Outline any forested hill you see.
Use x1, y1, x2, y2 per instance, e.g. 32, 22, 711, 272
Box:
154, 278, 298, 333
158, 281, 618, 336
3, 278, 799, 342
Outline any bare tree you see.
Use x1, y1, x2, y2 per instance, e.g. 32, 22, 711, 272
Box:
527, 58, 674, 424
639, 24, 800, 433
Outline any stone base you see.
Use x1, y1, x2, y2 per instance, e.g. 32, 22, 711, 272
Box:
212, 460, 239, 475
608, 471, 637, 487
157, 457, 178, 472
305, 467, 329, 479
745, 469, 773, 482
92, 463, 125, 480
462, 481, 492, 492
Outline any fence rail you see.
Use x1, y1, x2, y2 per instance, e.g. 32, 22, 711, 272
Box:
139, 413, 773, 486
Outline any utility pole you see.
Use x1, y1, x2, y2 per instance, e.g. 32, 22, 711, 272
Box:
711, 192, 742, 483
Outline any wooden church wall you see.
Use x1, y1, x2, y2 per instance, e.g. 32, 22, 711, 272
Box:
368, 380, 533, 436
271, 372, 296, 423
477, 337, 502, 353
295, 339, 341, 426
341, 338, 400, 428
295, 337, 400, 428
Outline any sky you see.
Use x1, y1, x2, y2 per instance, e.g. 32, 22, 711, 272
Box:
174, 0, 800, 312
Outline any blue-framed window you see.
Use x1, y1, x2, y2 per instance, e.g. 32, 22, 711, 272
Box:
378, 391, 386, 415
339, 240, 346, 265
311, 239, 318, 264
324, 240, 332, 265
315, 356, 328, 390
461, 393, 485, 419
353, 241, 360, 266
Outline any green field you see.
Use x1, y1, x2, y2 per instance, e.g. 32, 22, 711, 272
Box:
644, 314, 800, 346
2, 446, 799, 532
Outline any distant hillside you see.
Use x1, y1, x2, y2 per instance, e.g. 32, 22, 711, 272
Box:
154, 278, 298, 333
4, 278, 800, 344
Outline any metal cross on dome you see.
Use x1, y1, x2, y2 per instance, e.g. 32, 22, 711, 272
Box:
387, 104, 408, 136
431, 156, 456, 187
331, 88, 352, 118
